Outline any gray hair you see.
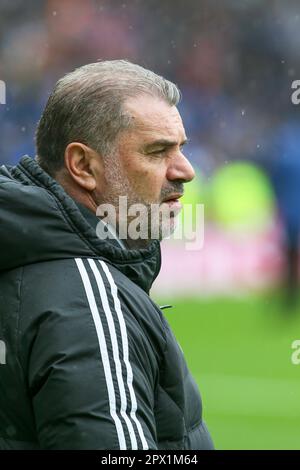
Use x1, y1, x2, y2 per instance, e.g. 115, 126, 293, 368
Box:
35, 60, 181, 175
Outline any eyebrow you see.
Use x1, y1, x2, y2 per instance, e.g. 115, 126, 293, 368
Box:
144, 138, 189, 151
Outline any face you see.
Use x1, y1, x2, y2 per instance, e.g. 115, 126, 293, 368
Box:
95, 94, 195, 246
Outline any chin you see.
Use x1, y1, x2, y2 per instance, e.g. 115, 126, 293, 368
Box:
157, 216, 177, 240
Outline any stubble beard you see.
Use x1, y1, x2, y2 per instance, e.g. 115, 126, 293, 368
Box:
95, 154, 180, 248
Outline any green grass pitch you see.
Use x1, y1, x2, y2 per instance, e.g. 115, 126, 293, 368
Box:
157, 295, 300, 450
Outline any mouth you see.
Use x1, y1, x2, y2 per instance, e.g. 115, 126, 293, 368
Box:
161, 193, 183, 203
161, 193, 183, 213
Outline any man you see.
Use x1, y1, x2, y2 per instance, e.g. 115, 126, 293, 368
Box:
0, 60, 213, 450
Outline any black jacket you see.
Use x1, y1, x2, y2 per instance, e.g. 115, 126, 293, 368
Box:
0, 156, 214, 450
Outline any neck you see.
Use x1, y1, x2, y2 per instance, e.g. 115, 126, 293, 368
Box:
125, 238, 152, 250
55, 170, 97, 214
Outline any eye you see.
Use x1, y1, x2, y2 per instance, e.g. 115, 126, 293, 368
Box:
149, 148, 166, 155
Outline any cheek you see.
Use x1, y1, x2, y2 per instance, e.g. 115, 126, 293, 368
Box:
121, 155, 167, 200
133, 169, 162, 197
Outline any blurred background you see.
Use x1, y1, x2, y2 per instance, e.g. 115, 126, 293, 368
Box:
1, 0, 300, 449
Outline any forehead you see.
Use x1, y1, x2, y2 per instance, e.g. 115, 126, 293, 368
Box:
123, 95, 186, 142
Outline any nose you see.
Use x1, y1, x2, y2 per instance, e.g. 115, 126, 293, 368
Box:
166, 150, 195, 183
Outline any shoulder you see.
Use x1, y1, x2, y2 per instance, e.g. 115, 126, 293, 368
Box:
0, 174, 56, 209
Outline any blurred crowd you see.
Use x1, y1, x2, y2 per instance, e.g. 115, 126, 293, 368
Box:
1, 0, 300, 294
0, 0, 299, 167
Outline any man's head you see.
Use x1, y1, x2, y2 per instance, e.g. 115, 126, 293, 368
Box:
36, 60, 195, 247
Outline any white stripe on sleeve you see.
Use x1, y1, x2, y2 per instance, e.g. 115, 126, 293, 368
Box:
75, 258, 127, 450
88, 258, 139, 449
99, 259, 149, 450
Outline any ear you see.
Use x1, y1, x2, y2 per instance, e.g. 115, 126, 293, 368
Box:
64, 142, 104, 191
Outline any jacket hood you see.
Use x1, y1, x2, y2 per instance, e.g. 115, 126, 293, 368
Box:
0, 156, 161, 293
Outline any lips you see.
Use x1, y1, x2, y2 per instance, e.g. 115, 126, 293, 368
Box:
161, 195, 183, 215
162, 193, 183, 203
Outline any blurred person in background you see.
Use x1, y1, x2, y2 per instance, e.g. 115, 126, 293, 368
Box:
267, 121, 300, 308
